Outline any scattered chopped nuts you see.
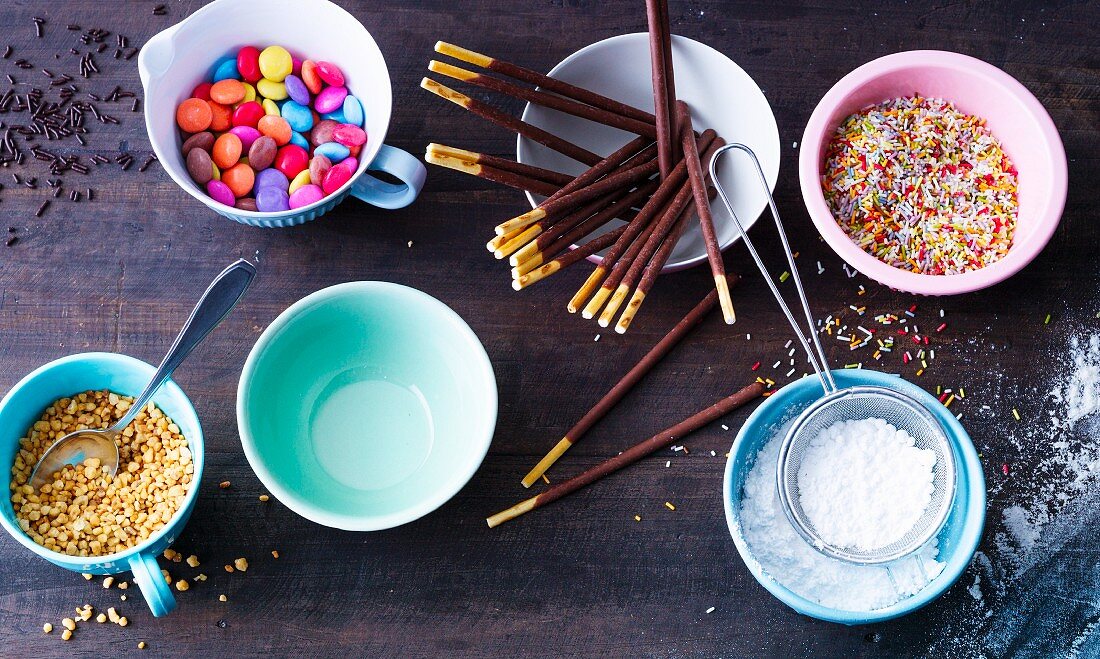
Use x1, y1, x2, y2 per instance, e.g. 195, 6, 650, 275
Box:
163, 548, 179, 561
82, 573, 94, 581
258, 494, 269, 502
42, 622, 52, 634
103, 576, 114, 589
107, 607, 120, 623
96, 613, 106, 624
234, 558, 248, 572
118, 581, 128, 590
10, 392, 193, 557
161, 569, 171, 583
224, 565, 234, 573
271, 550, 279, 559
118, 616, 128, 627
79, 607, 93, 621
138, 641, 146, 649
120, 595, 128, 601
61, 629, 72, 641
219, 481, 231, 489
62, 618, 76, 631
195, 573, 207, 582
186, 554, 200, 568
175, 579, 190, 592
218, 594, 227, 602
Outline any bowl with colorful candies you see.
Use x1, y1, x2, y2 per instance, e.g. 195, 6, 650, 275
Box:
138, 0, 426, 228
798, 50, 1068, 295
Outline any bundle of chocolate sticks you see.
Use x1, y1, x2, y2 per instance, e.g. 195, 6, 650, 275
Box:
423, 0, 737, 333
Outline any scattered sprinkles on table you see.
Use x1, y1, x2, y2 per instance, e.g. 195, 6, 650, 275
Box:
821, 96, 1019, 275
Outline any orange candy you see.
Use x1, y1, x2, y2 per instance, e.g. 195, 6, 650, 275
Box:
176, 98, 213, 133
211, 133, 243, 169
221, 162, 255, 198
300, 60, 323, 94
208, 100, 233, 132
257, 115, 292, 146
209, 79, 246, 105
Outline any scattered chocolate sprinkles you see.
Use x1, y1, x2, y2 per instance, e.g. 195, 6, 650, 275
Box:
35, 200, 49, 217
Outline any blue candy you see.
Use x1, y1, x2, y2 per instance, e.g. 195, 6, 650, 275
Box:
320, 108, 347, 124
280, 100, 314, 133
314, 141, 350, 162
289, 131, 310, 151
210, 56, 239, 83
342, 95, 364, 127
256, 186, 290, 212
255, 168, 290, 192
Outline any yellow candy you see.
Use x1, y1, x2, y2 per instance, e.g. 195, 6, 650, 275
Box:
258, 46, 292, 82
256, 78, 287, 101
262, 98, 280, 116
288, 170, 311, 195
241, 82, 256, 103
211, 162, 220, 180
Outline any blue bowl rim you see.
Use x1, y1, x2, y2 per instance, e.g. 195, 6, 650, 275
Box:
236, 281, 499, 531
0, 351, 204, 567
721, 369, 986, 624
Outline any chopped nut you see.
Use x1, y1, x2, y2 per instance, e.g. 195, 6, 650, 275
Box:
96, 613, 106, 624
218, 594, 227, 602
175, 579, 190, 592
234, 557, 248, 572
107, 607, 120, 623
138, 641, 146, 649
258, 494, 269, 502
82, 573, 94, 581
61, 629, 72, 641
186, 554, 200, 568
224, 565, 234, 573
118, 581, 128, 590
219, 481, 231, 489
271, 550, 279, 559
62, 618, 76, 631
103, 576, 114, 588
79, 607, 93, 621
120, 595, 127, 601
42, 622, 52, 634
195, 573, 207, 582
118, 616, 129, 627
161, 569, 171, 583
163, 548, 179, 561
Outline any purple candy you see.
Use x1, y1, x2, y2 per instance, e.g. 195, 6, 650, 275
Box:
228, 126, 262, 152
343, 157, 358, 172
314, 86, 347, 114
289, 184, 324, 209
256, 186, 290, 212
284, 74, 310, 105
206, 179, 235, 206
255, 167, 289, 191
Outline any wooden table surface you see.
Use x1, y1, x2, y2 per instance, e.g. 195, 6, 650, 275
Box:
0, 1, 1096, 657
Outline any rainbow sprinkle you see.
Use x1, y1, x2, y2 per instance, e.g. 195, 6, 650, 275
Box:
822, 96, 1019, 275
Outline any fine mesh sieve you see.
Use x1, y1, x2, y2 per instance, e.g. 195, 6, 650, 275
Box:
710, 144, 957, 565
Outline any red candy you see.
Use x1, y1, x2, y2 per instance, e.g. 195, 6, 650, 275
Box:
315, 61, 345, 86
274, 144, 309, 179
232, 101, 265, 128
332, 124, 366, 147
236, 46, 262, 83
322, 162, 353, 194
191, 82, 213, 101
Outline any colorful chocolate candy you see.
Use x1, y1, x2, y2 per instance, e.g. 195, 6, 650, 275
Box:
176, 45, 367, 212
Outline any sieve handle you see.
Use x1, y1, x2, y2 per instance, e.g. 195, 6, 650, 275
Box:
709, 144, 837, 394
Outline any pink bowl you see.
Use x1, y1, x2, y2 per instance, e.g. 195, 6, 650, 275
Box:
798, 50, 1067, 296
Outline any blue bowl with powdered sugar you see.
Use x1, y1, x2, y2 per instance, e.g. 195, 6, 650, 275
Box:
722, 369, 985, 624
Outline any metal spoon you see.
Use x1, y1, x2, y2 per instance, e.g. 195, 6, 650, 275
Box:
28, 259, 257, 491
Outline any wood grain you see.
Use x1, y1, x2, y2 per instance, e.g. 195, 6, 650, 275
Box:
0, 1, 1096, 657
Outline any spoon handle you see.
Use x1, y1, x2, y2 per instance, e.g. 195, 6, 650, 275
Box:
111, 259, 257, 431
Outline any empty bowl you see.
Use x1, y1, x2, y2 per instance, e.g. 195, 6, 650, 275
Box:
237, 282, 497, 531
799, 50, 1068, 295
722, 369, 985, 624
517, 33, 780, 272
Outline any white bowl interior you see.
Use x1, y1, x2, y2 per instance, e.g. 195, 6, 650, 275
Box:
518, 33, 781, 271
139, 0, 392, 216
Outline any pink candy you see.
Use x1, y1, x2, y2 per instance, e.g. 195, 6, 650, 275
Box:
289, 184, 324, 209
332, 124, 366, 147
206, 179, 236, 206
315, 61, 345, 87
314, 86, 347, 114
229, 126, 262, 152
322, 162, 353, 194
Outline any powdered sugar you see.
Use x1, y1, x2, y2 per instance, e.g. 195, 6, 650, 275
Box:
797, 418, 936, 551
739, 421, 944, 611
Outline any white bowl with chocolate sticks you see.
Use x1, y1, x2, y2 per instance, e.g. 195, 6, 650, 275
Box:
423, 24, 780, 333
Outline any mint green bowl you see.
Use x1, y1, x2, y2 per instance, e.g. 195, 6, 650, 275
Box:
237, 282, 497, 531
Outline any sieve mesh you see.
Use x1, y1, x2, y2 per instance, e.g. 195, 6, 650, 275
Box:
777, 385, 957, 564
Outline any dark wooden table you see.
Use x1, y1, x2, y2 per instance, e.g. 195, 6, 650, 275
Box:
0, 1, 1096, 657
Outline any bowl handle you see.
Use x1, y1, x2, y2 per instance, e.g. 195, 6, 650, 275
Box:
129, 551, 177, 617
348, 144, 427, 210
137, 22, 183, 94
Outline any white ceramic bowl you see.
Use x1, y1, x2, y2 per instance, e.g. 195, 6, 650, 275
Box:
518, 33, 780, 271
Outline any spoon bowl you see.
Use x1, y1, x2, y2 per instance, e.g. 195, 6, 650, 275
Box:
28, 430, 121, 491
